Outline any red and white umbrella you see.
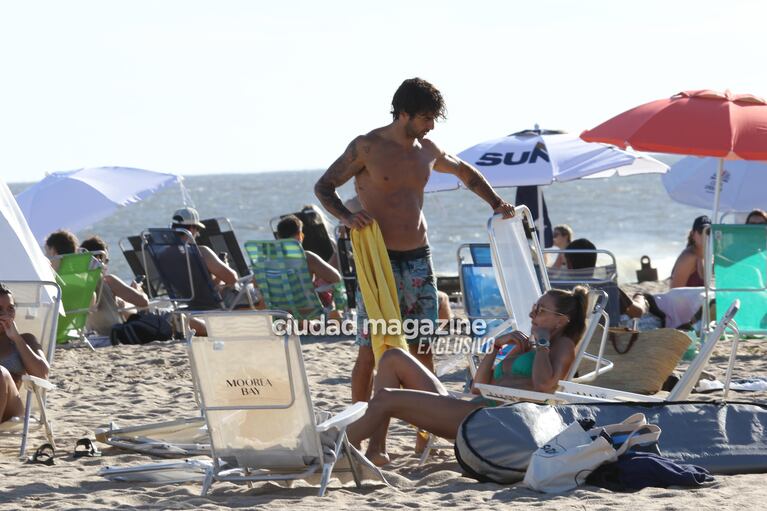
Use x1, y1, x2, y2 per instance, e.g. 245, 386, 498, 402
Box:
581, 89, 767, 220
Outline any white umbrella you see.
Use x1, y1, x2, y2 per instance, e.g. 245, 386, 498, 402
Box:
15, 167, 184, 244
662, 157, 767, 219
0, 178, 60, 308
426, 129, 668, 244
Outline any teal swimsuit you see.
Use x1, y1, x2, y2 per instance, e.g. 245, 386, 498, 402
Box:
493, 350, 536, 380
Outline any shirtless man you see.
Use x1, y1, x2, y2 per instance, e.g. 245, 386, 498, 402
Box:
314, 78, 515, 403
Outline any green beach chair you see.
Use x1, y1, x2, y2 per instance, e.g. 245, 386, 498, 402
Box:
55, 252, 104, 345
709, 224, 767, 335
244, 239, 332, 321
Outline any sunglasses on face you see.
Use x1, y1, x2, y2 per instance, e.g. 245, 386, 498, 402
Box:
531, 302, 567, 318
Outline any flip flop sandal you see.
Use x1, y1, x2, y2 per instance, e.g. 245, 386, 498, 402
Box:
73, 438, 102, 458
28, 443, 55, 465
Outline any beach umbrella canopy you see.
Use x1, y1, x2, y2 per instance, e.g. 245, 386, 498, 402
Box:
0, 179, 58, 283
425, 129, 668, 245
581, 89, 767, 219
426, 129, 667, 192
16, 166, 182, 244
662, 157, 767, 212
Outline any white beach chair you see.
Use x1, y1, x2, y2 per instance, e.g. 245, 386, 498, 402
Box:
419, 209, 612, 463
476, 207, 613, 384
555, 299, 742, 403
188, 310, 387, 496
94, 416, 210, 457
0, 280, 60, 458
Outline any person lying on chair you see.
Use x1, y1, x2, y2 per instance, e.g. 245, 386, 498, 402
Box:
0, 283, 49, 423
346, 286, 588, 466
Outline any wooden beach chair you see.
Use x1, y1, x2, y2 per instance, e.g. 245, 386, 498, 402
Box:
0, 281, 61, 458
188, 310, 387, 496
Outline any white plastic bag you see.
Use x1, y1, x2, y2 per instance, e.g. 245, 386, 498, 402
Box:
523, 413, 660, 493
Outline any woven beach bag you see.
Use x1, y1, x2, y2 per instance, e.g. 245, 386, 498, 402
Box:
582, 326, 690, 394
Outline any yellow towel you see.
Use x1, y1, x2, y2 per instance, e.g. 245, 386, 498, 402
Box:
351, 221, 408, 365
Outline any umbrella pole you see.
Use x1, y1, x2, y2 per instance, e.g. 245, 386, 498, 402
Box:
536, 186, 545, 247
712, 158, 724, 222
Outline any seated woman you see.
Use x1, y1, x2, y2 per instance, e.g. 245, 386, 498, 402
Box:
0, 284, 49, 423
670, 215, 710, 289
347, 286, 588, 466
550, 224, 573, 269
80, 236, 150, 335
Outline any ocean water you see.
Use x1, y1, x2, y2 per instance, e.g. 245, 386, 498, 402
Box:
9, 170, 709, 284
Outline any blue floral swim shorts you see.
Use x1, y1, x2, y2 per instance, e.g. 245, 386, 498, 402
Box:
355, 245, 438, 347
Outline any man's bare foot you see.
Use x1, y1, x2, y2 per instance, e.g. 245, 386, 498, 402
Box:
365, 451, 391, 467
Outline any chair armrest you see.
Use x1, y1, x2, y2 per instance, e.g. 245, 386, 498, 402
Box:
316, 402, 368, 432
557, 380, 664, 402
447, 390, 476, 400
21, 374, 56, 391
236, 274, 255, 286
474, 383, 565, 404
572, 354, 614, 382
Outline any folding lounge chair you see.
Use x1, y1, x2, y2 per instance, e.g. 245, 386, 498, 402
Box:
118, 235, 164, 297
187, 310, 387, 496
545, 248, 621, 326
0, 281, 61, 458
270, 205, 337, 262
244, 239, 332, 321
469, 207, 613, 403
141, 228, 256, 313
457, 243, 509, 338
95, 416, 210, 457
195, 217, 251, 278
556, 299, 742, 403
420, 209, 612, 463
54, 252, 104, 347
705, 224, 767, 335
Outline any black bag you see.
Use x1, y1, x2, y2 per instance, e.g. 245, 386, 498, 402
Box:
110, 311, 174, 345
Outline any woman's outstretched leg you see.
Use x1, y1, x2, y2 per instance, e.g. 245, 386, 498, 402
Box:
348, 388, 481, 465
348, 349, 481, 465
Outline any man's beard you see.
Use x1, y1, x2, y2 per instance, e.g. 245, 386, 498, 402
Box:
405, 121, 423, 139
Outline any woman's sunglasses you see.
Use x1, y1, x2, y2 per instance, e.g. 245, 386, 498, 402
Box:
531, 303, 567, 318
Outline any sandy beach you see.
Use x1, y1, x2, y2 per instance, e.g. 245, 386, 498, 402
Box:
1, 289, 765, 511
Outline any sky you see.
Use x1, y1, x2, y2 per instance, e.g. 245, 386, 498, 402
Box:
1, 0, 765, 183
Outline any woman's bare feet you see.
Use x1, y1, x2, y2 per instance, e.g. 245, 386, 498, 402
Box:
365, 450, 391, 467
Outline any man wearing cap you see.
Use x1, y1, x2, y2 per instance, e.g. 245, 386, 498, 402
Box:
670, 215, 710, 289
171, 207, 238, 288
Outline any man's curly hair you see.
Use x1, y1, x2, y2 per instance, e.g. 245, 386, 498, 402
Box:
391, 78, 447, 121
